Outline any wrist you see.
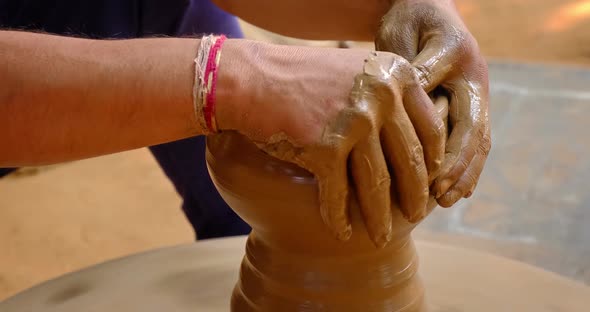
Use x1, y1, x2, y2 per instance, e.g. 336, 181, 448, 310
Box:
215, 39, 279, 134
214, 39, 250, 132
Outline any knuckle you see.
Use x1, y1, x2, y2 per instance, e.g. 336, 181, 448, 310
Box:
368, 175, 392, 200
350, 107, 375, 132
384, 56, 414, 82
429, 157, 443, 177
475, 120, 486, 138
479, 133, 492, 156
469, 120, 489, 149
465, 170, 478, 186
374, 175, 391, 190
413, 64, 433, 87
396, 56, 413, 71
409, 144, 426, 169
413, 143, 424, 158
396, 58, 415, 80
458, 156, 471, 171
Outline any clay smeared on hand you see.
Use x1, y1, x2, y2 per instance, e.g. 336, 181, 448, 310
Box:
257, 52, 445, 248
376, 0, 491, 207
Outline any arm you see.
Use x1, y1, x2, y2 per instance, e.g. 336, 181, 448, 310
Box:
1, 30, 444, 246
0, 31, 203, 166
212, 0, 391, 41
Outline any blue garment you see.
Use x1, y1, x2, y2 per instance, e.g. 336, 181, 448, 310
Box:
0, 168, 16, 178
0, 0, 251, 239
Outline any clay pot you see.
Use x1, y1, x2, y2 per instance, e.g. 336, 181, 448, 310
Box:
206, 132, 437, 312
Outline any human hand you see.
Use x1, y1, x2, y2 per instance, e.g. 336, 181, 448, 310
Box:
216, 43, 445, 247
376, 0, 491, 207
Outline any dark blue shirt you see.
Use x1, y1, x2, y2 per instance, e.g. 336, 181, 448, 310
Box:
0, 0, 242, 38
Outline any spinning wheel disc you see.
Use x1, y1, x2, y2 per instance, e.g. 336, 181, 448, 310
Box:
2, 236, 588, 311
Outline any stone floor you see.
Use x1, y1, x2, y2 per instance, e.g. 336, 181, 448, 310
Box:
421, 61, 590, 284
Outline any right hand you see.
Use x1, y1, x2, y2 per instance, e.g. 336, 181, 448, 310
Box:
216, 43, 445, 247
375, 0, 491, 208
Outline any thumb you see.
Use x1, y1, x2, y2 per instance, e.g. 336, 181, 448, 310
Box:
410, 32, 463, 92
375, 13, 420, 61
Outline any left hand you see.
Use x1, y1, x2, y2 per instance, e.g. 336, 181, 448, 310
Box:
375, 0, 491, 207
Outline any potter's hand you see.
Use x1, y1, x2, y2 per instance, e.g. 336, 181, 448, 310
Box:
218, 44, 444, 247
376, 0, 491, 207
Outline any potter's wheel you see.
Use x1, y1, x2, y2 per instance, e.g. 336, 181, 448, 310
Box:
2, 236, 588, 312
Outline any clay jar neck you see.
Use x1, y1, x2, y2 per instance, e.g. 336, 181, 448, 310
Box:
206, 132, 433, 311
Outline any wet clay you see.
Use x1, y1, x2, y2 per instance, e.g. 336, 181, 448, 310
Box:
253, 53, 447, 248
2, 237, 589, 312
206, 116, 447, 311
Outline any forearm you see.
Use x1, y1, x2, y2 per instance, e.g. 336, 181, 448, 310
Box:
0, 31, 201, 166
213, 0, 392, 41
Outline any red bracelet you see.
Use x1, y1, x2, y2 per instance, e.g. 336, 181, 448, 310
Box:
203, 35, 226, 132
193, 35, 227, 134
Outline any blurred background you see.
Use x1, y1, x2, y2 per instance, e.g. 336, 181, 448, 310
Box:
2, 0, 590, 300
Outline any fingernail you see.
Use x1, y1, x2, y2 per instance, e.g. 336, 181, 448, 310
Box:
407, 213, 425, 223
436, 179, 454, 198
336, 225, 352, 241
440, 189, 460, 207
375, 225, 393, 248
374, 231, 392, 249
465, 190, 473, 198
412, 67, 426, 87
404, 208, 426, 224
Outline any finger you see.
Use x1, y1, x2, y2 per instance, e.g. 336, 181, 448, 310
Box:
433, 94, 449, 125
437, 123, 490, 206
464, 123, 491, 198
382, 109, 429, 223
314, 154, 352, 241
290, 143, 353, 242
428, 95, 450, 195
402, 83, 446, 183
432, 78, 487, 198
258, 140, 352, 241
351, 133, 393, 248
437, 145, 488, 207
411, 36, 461, 92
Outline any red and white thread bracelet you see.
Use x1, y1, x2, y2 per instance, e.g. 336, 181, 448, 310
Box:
193, 35, 227, 134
